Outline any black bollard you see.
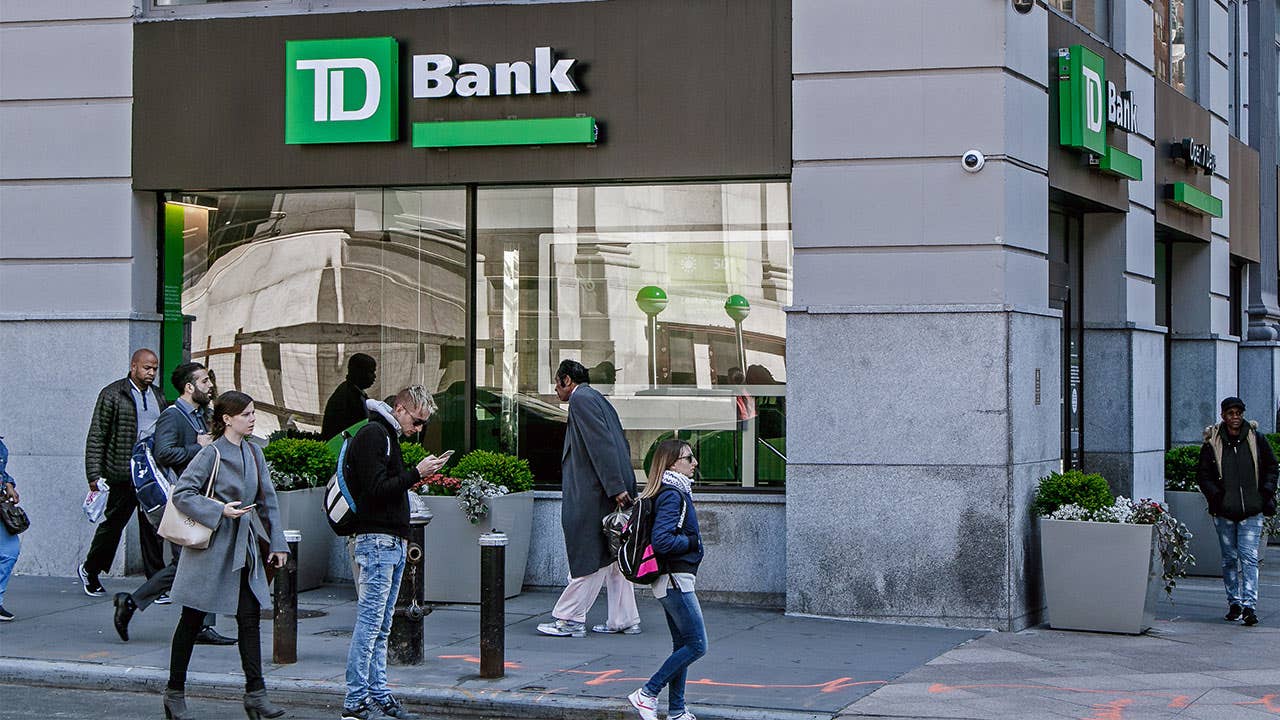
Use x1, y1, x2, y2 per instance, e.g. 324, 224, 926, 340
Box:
389, 516, 430, 665
273, 530, 301, 665
479, 531, 508, 679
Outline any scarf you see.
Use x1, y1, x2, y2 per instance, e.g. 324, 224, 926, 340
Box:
661, 469, 692, 496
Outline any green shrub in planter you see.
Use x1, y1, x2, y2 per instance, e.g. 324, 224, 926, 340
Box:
1032, 470, 1112, 518
263, 438, 336, 491
450, 450, 534, 493
1164, 445, 1201, 492
1266, 433, 1280, 460
400, 442, 427, 470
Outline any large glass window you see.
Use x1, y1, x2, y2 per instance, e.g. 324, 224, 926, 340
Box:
475, 182, 791, 491
1155, 0, 1196, 96
1047, 0, 1111, 40
164, 181, 792, 491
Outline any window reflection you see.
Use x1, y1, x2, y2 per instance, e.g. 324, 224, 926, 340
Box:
1155, 0, 1193, 95
475, 182, 791, 490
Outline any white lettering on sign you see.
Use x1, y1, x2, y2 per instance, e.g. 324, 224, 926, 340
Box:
296, 58, 382, 121
1082, 65, 1104, 133
1107, 82, 1139, 134
412, 47, 578, 99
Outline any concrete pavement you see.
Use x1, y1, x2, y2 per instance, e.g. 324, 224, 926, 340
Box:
0, 566, 1276, 720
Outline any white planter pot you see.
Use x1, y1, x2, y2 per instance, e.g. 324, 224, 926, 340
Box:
419, 491, 533, 603
1040, 518, 1161, 634
274, 486, 331, 591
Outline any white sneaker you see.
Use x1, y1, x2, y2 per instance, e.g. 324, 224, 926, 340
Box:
155, 592, 172, 605
670, 712, 697, 720
627, 688, 658, 720
536, 619, 586, 637
591, 622, 641, 634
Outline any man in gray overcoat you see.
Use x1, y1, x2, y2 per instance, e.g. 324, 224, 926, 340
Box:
537, 360, 641, 638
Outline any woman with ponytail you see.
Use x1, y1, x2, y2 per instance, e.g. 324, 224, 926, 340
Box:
163, 391, 289, 720
627, 439, 705, 720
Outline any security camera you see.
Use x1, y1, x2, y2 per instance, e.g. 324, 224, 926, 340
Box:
961, 149, 986, 173
1012, 0, 1034, 14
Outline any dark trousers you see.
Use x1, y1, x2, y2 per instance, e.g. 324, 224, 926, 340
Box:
131, 544, 215, 625
168, 569, 263, 693
84, 478, 164, 578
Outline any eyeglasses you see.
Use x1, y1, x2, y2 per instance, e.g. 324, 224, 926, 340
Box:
409, 414, 430, 429
676, 453, 695, 462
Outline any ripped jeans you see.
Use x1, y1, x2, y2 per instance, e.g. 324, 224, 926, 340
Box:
1214, 515, 1264, 608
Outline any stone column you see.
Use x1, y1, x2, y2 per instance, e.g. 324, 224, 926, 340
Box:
786, 0, 1056, 631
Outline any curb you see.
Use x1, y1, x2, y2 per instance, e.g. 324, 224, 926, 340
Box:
1, 658, 838, 720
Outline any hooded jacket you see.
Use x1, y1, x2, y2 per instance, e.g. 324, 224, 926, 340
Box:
344, 401, 418, 539
1196, 420, 1279, 520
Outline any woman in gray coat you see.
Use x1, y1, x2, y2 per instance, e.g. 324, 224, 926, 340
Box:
163, 391, 289, 720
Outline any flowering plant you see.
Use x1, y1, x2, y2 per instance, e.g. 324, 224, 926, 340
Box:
455, 473, 508, 524
1045, 495, 1195, 598
416, 473, 461, 497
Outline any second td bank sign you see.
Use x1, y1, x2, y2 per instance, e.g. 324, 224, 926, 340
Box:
285, 37, 596, 148
1057, 44, 1142, 181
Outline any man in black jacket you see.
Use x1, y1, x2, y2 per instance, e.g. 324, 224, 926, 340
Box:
1196, 396, 1279, 626
341, 386, 448, 720
111, 362, 234, 645
322, 354, 377, 439
79, 349, 168, 596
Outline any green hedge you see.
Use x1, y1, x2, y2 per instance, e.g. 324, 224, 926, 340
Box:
1164, 445, 1200, 492
450, 450, 534, 493
1032, 470, 1113, 517
263, 438, 336, 491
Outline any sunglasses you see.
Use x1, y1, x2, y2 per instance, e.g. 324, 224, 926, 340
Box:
408, 414, 430, 429
676, 453, 695, 461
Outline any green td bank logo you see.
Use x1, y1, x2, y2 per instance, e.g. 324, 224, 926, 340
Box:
286, 37, 399, 144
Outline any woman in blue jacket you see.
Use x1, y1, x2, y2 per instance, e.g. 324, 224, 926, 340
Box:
628, 439, 704, 720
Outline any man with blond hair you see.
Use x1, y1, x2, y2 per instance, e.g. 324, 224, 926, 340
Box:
341, 386, 449, 720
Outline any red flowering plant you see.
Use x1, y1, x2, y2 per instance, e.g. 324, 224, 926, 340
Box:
415, 473, 461, 497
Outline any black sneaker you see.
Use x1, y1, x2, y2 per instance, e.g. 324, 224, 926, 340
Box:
340, 700, 389, 720
1242, 607, 1259, 626
376, 695, 419, 720
1225, 603, 1243, 622
0, 605, 13, 621
78, 563, 105, 597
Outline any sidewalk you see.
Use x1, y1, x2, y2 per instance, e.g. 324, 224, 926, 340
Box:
0, 568, 1276, 720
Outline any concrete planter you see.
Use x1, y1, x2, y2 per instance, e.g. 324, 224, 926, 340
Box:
274, 486, 331, 591
419, 491, 533, 603
1040, 519, 1161, 634
1165, 491, 1222, 577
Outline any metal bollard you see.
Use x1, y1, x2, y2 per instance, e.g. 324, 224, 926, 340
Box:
390, 514, 431, 665
273, 530, 301, 665
479, 531, 508, 679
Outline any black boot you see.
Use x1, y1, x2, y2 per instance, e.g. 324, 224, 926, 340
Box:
113, 593, 136, 642
1224, 603, 1243, 622
1242, 607, 1259, 626
163, 689, 193, 720
243, 689, 285, 719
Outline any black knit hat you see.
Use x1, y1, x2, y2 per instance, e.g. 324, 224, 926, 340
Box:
1221, 396, 1246, 413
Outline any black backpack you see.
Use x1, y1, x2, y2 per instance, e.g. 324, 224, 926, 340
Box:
617, 486, 686, 584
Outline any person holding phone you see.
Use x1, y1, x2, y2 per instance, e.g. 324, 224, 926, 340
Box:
341, 386, 449, 720
162, 391, 290, 720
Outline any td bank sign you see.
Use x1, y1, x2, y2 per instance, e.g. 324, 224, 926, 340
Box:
1057, 45, 1142, 181
285, 36, 596, 148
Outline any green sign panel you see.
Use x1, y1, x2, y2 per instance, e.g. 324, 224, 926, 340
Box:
1170, 182, 1223, 218
285, 37, 399, 144
161, 203, 186, 401
1057, 45, 1107, 157
412, 117, 597, 148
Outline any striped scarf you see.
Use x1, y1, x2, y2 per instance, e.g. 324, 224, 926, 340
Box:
661, 469, 692, 496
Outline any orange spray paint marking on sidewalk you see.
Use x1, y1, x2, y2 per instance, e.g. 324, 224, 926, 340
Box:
1083, 698, 1132, 720
1237, 694, 1280, 713
564, 669, 884, 693
438, 654, 523, 670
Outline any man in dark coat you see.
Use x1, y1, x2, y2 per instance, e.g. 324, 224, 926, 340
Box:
537, 360, 640, 638
79, 349, 168, 596
322, 353, 377, 439
1196, 396, 1279, 627
111, 362, 234, 645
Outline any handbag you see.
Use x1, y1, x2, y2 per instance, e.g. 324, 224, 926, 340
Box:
0, 498, 29, 535
157, 447, 220, 549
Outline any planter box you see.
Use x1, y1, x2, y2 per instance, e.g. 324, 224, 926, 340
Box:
1040, 519, 1161, 634
274, 486, 331, 592
419, 491, 533, 603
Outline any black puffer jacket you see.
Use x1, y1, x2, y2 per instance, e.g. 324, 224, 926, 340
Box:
1196, 421, 1279, 520
84, 378, 168, 487
345, 410, 418, 540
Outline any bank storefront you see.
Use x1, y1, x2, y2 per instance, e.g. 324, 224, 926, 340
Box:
134, 0, 792, 600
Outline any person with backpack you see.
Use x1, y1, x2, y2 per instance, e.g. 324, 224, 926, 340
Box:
0, 435, 21, 621
112, 362, 235, 645
627, 439, 705, 720
341, 386, 448, 720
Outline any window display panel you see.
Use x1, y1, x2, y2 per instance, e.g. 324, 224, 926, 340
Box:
165, 189, 467, 458
475, 182, 792, 491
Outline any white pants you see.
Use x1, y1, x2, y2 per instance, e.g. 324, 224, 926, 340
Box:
551, 562, 640, 628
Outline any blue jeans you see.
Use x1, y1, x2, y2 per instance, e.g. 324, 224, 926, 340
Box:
1215, 515, 1264, 608
0, 519, 18, 607
644, 589, 707, 715
344, 533, 406, 709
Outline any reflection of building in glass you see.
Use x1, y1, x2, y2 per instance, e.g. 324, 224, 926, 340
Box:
169, 182, 791, 489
